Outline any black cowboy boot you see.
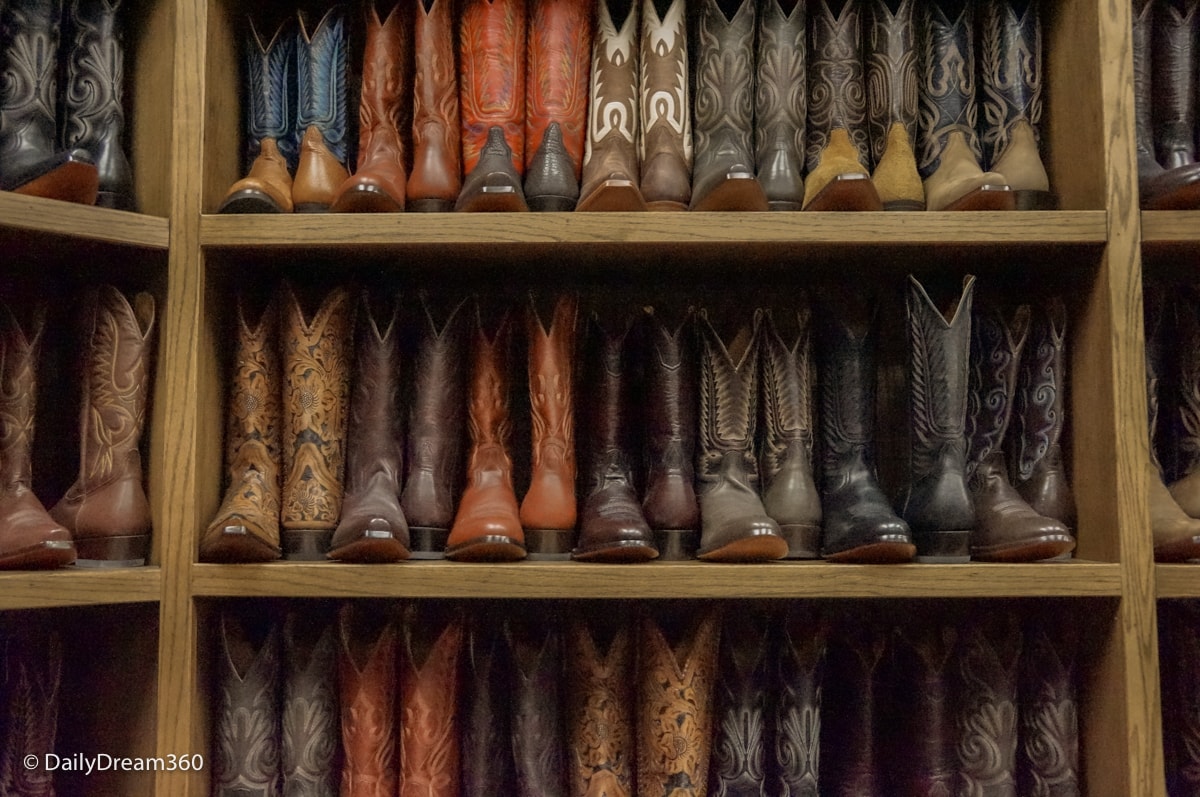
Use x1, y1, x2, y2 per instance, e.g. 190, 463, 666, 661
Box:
462, 614, 517, 797
772, 606, 827, 796
891, 618, 958, 797
509, 618, 568, 797
709, 609, 772, 797
1017, 613, 1081, 797
864, 0, 924, 209
821, 615, 886, 797
755, 0, 805, 210
0, 622, 62, 797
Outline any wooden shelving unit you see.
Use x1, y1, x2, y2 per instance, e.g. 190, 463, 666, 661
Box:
0, 191, 169, 250
0, 567, 163, 610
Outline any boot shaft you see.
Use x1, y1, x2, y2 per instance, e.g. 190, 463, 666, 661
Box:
955, 613, 1021, 797
696, 310, 759, 463
0, 626, 62, 797
806, 0, 870, 173
817, 290, 878, 456
967, 301, 1030, 471
1134, 0, 1157, 162
462, 618, 516, 797
459, 0, 527, 176
758, 306, 815, 478
226, 294, 282, 476
243, 17, 298, 171
891, 621, 958, 794
280, 612, 338, 796
638, 0, 692, 201
399, 608, 463, 797
755, 0, 805, 206
977, 0, 1044, 170
1153, 0, 1200, 168
691, 0, 757, 165
709, 611, 772, 796
864, 0, 919, 167
566, 616, 636, 797
337, 605, 398, 796
345, 294, 402, 493
212, 613, 282, 796
526, 0, 592, 177
0, 0, 66, 181
917, 0, 983, 178
1017, 616, 1080, 797
297, 7, 348, 166
466, 306, 515, 469
0, 304, 43, 490
356, 2, 409, 171
821, 622, 885, 796
508, 619, 568, 797
583, 0, 640, 173
582, 313, 636, 492
411, 0, 462, 207
773, 608, 827, 797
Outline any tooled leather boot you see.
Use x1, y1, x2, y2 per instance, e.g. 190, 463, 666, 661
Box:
574, 312, 657, 562
509, 618, 568, 797
639, 0, 692, 210
409, 0, 461, 211
462, 614, 517, 797
0, 0, 98, 204
330, 294, 409, 562
689, 0, 768, 211
521, 294, 578, 559
803, 0, 881, 211
50, 286, 155, 567
0, 305, 75, 569
200, 294, 283, 563
0, 623, 62, 797
864, 0, 925, 210
891, 618, 957, 796
282, 609, 338, 797
898, 275, 977, 563
457, 0, 528, 212
292, 8, 350, 212
525, 0, 592, 211
695, 311, 786, 562
331, 2, 408, 213
641, 307, 699, 559
815, 289, 915, 562
399, 606, 464, 797
918, 0, 1013, 210
821, 616, 885, 797
773, 606, 827, 796
637, 606, 721, 797
578, 0, 646, 212
956, 611, 1021, 797
212, 611, 281, 797
1018, 613, 1080, 797
759, 305, 822, 559
401, 296, 469, 558
446, 307, 526, 561
338, 603, 398, 797
709, 609, 771, 797
1010, 298, 1076, 526
966, 301, 1074, 561
567, 612, 636, 797
755, 0, 805, 210
278, 284, 353, 560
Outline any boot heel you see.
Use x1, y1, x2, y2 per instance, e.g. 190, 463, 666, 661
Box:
74, 534, 149, 568
408, 198, 454, 213
1013, 189, 1058, 210
779, 524, 821, 559
294, 202, 331, 213
408, 526, 450, 559
524, 529, 574, 560
283, 529, 334, 561
883, 198, 926, 211
914, 530, 970, 563
654, 529, 699, 560
527, 195, 577, 212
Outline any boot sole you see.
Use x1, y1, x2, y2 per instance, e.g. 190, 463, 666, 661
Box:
697, 531, 788, 562
577, 180, 648, 212
690, 175, 770, 212
444, 535, 527, 562
329, 185, 404, 213
972, 534, 1076, 563
803, 173, 884, 212
823, 539, 917, 564
408, 198, 455, 213
943, 184, 1016, 211
456, 186, 529, 212
527, 194, 578, 212
199, 525, 282, 563
219, 190, 286, 214
407, 526, 451, 559
328, 530, 411, 563
75, 534, 149, 568
0, 540, 76, 570
572, 539, 660, 562
11, 158, 99, 205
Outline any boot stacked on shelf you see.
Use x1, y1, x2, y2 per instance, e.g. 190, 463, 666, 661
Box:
1160, 602, 1200, 796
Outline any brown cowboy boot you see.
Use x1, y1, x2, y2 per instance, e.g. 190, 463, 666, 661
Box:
566, 612, 636, 797
1017, 613, 1080, 797
755, 0, 806, 210
0, 622, 62, 797
409, 0, 462, 211
200, 294, 283, 563
955, 611, 1021, 797
509, 617, 569, 797
338, 603, 398, 797
891, 618, 958, 796
281, 609, 338, 796
211, 611, 282, 797
50, 286, 155, 567
821, 616, 885, 796
639, 0, 692, 210
772, 606, 828, 796
709, 609, 772, 796
399, 606, 464, 797
292, 8, 351, 212
864, 0, 925, 209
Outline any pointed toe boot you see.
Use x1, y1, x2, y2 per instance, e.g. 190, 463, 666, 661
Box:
399, 607, 464, 797
773, 607, 828, 796
409, 0, 462, 212
292, 8, 351, 213
755, 0, 806, 210
212, 612, 282, 797
639, 0, 692, 210
281, 610, 338, 796
567, 614, 636, 797
338, 604, 398, 797
865, 0, 925, 209
509, 619, 569, 797
709, 610, 772, 796
891, 619, 958, 796
1018, 614, 1080, 797
956, 612, 1021, 797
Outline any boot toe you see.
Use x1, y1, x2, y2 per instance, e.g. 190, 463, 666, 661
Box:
697, 519, 787, 562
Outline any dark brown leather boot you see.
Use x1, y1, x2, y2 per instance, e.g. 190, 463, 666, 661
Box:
338, 603, 398, 797
1169, 287, 1200, 516
462, 614, 517, 797
864, 0, 924, 209
212, 612, 281, 797
574, 312, 657, 562
1161, 603, 1200, 795
899, 275, 976, 563
0, 623, 62, 797
821, 616, 885, 796
759, 305, 822, 559
509, 618, 568, 797
891, 618, 957, 796
966, 301, 1074, 561
772, 606, 827, 796
399, 606, 464, 797
282, 609, 338, 796
51, 286, 155, 567
566, 612, 636, 797
330, 294, 409, 562
709, 608, 771, 797
0, 305, 75, 569
755, 0, 806, 210
955, 611, 1021, 797
409, 0, 462, 211
639, 0, 692, 209
1154, 0, 1200, 178
1018, 613, 1080, 797
201, 295, 283, 563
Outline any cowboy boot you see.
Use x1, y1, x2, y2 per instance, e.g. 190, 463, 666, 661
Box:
694, 311, 786, 562
338, 603, 398, 797
1010, 298, 1076, 526
0, 0, 98, 204
821, 617, 885, 797
1017, 614, 1080, 797
1161, 603, 1200, 796
212, 612, 281, 797
956, 611, 1021, 797
509, 618, 569, 797
758, 306, 822, 559
574, 312, 657, 562
864, 0, 925, 209
1169, 287, 1200, 517
200, 295, 283, 563
689, 0, 768, 211
409, 0, 461, 211
898, 275, 977, 562
755, 0, 806, 210
638, 0, 692, 210
521, 294, 578, 559
637, 606, 720, 797
641, 306, 700, 559
330, 294, 409, 562
399, 606, 464, 797
278, 284, 353, 560
772, 606, 827, 797
567, 612, 636, 797
457, 0, 528, 212
578, 0, 646, 212
525, 0, 592, 211
220, 17, 297, 213
462, 614, 517, 797
966, 301, 1074, 561
0, 304, 75, 569
890, 619, 957, 796
281, 609, 338, 797
0, 624, 62, 797
1154, 0, 1200, 178
445, 306, 526, 561
709, 609, 771, 797
50, 286, 155, 567
815, 289, 915, 562
330, 2, 408, 213
292, 7, 350, 212
917, 0, 1014, 210
804, 0, 881, 211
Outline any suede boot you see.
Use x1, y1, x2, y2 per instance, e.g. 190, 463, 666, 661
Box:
864, 0, 925, 209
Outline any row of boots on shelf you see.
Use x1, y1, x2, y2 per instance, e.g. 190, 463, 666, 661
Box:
220, 0, 1052, 216
211, 601, 1080, 797
199, 278, 1076, 568
0, 0, 134, 208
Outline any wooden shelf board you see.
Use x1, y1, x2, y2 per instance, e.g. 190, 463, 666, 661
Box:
0, 192, 169, 249
191, 560, 1122, 599
1155, 563, 1200, 598
1141, 211, 1200, 246
0, 566, 162, 610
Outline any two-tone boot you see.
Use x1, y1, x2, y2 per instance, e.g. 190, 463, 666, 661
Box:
399, 606, 464, 797
898, 275, 977, 562
694, 311, 786, 562
331, 2, 409, 213
401, 295, 470, 557
521, 294, 578, 558
0, 623, 63, 796
709, 609, 772, 796
338, 603, 398, 796
917, 0, 1013, 210
755, 0, 806, 210
212, 611, 281, 797
864, 0, 925, 209
462, 614, 517, 796
639, 0, 692, 210
200, 294, 283, 563
509, 618, 569, 797
292, 8, 350, 212
278, 284, 353, 560
772, 606, 827, 796
966, 301, 1074, 561
0, 304, 75, 569
955, 611, 1021, 796
1018, 613, 1080, 796
408, 0, 462, 211
891, 618, 957, 796
50, 286, 156, 566
281, 609, 338, 796
689, 0, 768, 211
758, 305, 822, 559
330, 293, 409, 562
821, 616, 885, 796
566, 612, 636, 797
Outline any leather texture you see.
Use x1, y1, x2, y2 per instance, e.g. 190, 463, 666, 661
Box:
460, 0, 526, 177
1018, 615, 1080, 797
1152, 0, 1199, 170
807, 0, 870, 173
409, 0, 462, 210
891, 619, 957, 796
755, 0, 806, 210
1160, 603, 1200, 796
281, 611, 338, 797
399, 608, 464, 797
221, 138, 295, 214
708, 610, 771, 797
293, 8, 350, 210
509, 620, 568, 797
455, 125, 529, 211
462, 616, 517, 797
821, 618, 885, 797
955, 612, 1021, 797
212, 614, 282, 797
864, 0, 924, 208
337, 604, 398, 797
641, 307, 699, 535
638, 0, 692, 208
566, 615, 636, 797
772, 607, 827, 797
0, 624, 62, 797
1169, 286, 1200, 516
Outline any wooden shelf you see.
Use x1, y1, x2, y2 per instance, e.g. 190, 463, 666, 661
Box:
0, 566, 161, 610
191, 560, 1122, 600
1141, 211, 1200, 246
1156, 564, 1200, 598
0, 191, 169, 250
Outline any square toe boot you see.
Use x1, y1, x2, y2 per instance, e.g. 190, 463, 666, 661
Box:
772, 606, 828, 796
50, 286, 156, 567
638, 0, 692, 210
212, 612, 282, 797
567, 613, 637, 797
398, 606, 464, 797
292, 8, 351, 213
865, 0, 925, 210
508, 618, 569, 797
338, 603, 398, 797
408, 0, 462, 212
281, 610, 339, 796
708, 610, 772, 797
955, 612, 1021, 797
